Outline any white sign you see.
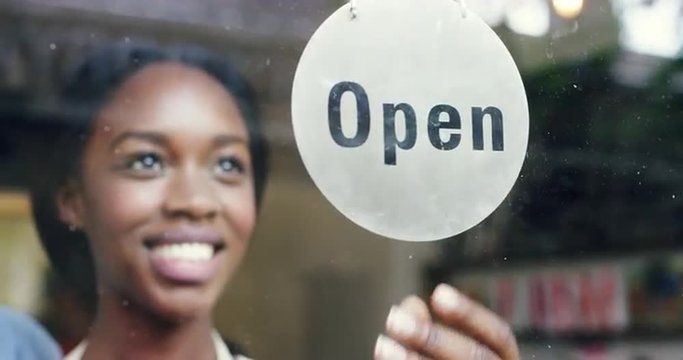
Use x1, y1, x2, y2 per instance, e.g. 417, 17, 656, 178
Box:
291, 0, 529, 241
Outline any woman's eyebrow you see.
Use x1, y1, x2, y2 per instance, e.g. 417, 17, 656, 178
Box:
109, 131, 167, 151
212, 134, 248, 148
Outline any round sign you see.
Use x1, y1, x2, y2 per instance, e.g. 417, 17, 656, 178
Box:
291, 0, 529, 242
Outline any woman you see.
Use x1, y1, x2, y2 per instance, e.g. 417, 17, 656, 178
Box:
30, 44, 519, 359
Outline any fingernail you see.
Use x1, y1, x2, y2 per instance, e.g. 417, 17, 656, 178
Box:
433, 283, 461, 312
387, 306, 418, 338
374, 335, 407, 360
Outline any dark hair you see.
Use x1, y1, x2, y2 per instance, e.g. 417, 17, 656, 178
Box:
29, 43, 270, 307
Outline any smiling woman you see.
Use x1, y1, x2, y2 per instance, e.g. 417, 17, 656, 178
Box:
28, 43, 519, 360
30, 45, 267, 360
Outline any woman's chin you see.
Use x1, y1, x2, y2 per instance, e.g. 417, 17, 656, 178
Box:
143, 288, 218, 323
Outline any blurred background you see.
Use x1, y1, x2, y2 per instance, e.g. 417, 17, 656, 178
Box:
0, 0, 681, 358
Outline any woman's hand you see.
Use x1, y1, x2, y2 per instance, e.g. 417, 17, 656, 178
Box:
375, 284, 519, 360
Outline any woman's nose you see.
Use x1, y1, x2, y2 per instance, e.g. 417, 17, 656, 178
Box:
162, 168, 219, 221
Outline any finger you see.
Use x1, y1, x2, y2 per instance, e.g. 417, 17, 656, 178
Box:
400, 295, 432, 323
385, 306, 501, 360
430, 284, 519, 360
374, 334, 429, 360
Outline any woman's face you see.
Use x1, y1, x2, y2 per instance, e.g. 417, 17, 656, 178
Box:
57, 63, 256, 320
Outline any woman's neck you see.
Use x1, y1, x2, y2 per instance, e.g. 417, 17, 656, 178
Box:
82, 292, 216, 360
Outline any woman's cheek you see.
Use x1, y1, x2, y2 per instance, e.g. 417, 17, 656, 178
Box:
87, 178, 166, 232
222, 186, 257, 243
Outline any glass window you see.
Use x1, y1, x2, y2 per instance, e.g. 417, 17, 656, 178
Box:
0, 0, 681, 358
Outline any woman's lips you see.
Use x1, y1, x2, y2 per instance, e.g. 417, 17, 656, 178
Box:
144, 228, 226, 284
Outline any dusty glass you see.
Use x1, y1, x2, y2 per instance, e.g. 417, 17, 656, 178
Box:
0, 0, 681, 358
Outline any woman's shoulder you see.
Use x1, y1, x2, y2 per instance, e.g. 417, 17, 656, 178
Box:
224, 340, 249, 358
212, 331, 253, 360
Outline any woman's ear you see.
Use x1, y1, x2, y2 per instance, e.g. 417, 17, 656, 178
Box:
56, 180, 85, 230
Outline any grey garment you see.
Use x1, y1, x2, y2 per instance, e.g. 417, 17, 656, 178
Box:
0, 306, 62, 360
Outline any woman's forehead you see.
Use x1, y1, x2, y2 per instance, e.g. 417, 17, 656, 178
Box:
114, 62, 229, 98
94, 62, 248, 138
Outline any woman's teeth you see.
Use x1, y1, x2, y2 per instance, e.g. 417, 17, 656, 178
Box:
153, 243, 214, 261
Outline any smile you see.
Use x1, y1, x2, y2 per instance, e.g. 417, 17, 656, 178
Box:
153, 243, 215, 262
143, 227, 227, 284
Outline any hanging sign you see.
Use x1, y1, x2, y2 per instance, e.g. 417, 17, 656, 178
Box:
291, 0, 529, 241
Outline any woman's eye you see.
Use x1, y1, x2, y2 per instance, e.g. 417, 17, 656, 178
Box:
213, 157, 244, 177
126, 153, 163, 173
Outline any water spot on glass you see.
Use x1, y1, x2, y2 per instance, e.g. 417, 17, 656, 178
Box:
408, 255, 414, 260
673, 194, 677, 199
122, 300, 129, 307
103, 126, 111, 133
547, 344, 552, 349
49, 43, 56, 50
266, 58, 271, 66
124, 37, 130, 43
